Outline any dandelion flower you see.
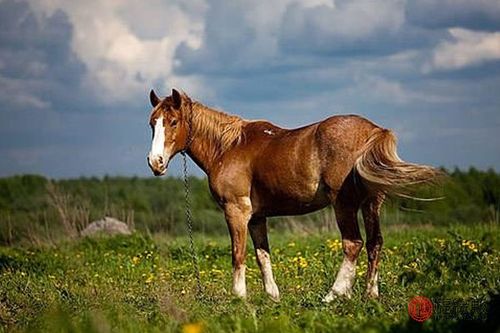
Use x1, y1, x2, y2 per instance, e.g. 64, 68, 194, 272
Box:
145, 273, 154, 284
182, 322, 204, 333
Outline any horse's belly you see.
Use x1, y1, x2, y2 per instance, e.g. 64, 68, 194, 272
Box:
261, 198, 330, 217
252, 180, 330, 217
252, 133, 328, 216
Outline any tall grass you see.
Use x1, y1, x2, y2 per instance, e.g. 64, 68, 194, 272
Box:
0, 224, 498, 332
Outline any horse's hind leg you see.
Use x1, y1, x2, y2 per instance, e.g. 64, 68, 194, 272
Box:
249, 216, 280, 301
361, 193, 385, 299
323, 197, 363, 302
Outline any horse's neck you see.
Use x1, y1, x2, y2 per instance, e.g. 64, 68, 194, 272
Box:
186, 137, 217, 175
186, 104, 243, 175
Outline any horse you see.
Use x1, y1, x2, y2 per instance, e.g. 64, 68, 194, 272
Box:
146, 88, 440, 302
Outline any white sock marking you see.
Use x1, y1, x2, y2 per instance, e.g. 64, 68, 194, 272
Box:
366, 271, 379, 298
233, 265, 246, 298
323, 258, 356, 302
256, 248, 280, 301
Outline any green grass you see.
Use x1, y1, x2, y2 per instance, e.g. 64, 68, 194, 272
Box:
1, 223, 499, 332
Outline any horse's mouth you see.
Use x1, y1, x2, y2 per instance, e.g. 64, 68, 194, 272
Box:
147, 155, 168, 176
152, 168, 166, 177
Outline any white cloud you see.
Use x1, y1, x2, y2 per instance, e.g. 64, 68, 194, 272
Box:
338, 74, 455, 106
175, 0, 334, 75
0, 76, 51, 110
279, 0, 405, 52
24, 1, 500, 105
28, 0, 207, 102
427, 28, 500, 71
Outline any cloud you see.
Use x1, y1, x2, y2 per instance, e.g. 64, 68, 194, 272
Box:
346, 75, 455, 105
406, 0, 500, 31
175, 0, 321, 75
0, 0, 86, 112
0, 0, 108, 177
29, 0, 207, 102
1, 0, 499, 177
279, 0, 405, 53
426, 28, 500, 71
175, 0, 445, 78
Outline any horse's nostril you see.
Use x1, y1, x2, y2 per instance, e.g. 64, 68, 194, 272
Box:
158, 156, 164, 163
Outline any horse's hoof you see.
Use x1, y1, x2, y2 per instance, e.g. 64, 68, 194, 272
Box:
365, 291, 379, 300
232, 289, 247, 300
322, 291, 337, 303
266, 285, 280, 302
322, 290, 351, 303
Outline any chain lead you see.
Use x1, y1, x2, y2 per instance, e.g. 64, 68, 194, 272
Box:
181, 150, 203, 297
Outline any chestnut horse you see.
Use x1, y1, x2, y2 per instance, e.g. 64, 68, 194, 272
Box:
147, 89, 440, 301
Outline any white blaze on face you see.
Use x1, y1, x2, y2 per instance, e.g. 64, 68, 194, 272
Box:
150, 115, 165, 158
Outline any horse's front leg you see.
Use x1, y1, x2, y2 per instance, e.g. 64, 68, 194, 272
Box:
224, 197, 252, 298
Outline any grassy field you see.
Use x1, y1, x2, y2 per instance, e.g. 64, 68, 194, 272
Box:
0, 223, 499, 332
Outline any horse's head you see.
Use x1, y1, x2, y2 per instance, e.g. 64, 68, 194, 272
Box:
147, 88, 190, 176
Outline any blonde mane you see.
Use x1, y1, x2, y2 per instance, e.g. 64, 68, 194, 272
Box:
188, 101, 245, 155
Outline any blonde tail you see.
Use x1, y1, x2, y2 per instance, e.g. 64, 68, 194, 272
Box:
354, 129, 443, 196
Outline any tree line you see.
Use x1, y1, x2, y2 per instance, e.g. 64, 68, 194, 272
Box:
0, 168, 498, 245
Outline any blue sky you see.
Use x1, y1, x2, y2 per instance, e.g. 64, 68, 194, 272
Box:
0, 0, 499, 178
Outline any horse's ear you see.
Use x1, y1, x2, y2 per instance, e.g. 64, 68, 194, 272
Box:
172, 88, 183, 109
150, 89, 161, 107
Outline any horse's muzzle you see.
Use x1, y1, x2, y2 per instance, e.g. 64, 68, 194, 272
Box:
147, 155, 166, 176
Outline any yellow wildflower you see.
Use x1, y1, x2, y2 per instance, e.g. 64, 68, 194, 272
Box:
182, 322, 204, 333
468, 243, 478, 252
462, 239, 479, 252
292, 256, 308, 268
145, 273, 154, 284
326, 239, 342, 251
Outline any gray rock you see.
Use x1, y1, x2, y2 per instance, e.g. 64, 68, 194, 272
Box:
81, 217, 132, 237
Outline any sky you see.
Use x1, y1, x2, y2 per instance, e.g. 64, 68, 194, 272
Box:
0, 0, 499, 178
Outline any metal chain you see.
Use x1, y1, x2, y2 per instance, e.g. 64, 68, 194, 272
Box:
181, 150, 203, 297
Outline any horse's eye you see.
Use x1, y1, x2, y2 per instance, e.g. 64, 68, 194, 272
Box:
170, 119, 178, 127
